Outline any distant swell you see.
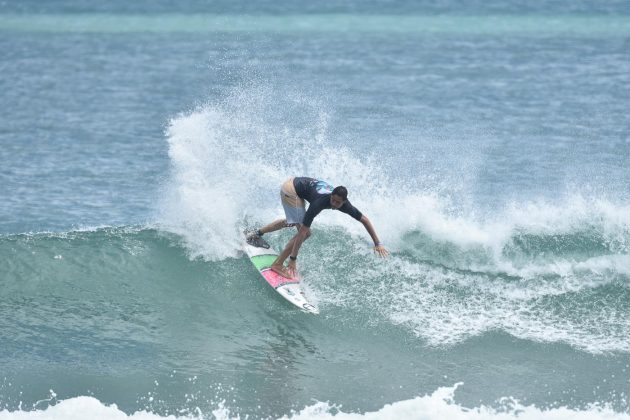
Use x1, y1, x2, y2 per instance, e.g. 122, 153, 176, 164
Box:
2, 14, 630, 36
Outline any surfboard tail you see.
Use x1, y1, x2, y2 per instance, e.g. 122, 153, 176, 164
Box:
243, 240, 319, 314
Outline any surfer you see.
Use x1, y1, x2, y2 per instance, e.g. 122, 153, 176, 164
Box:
247, 177, 389, 278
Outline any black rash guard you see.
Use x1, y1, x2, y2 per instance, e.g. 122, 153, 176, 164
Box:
292, 177, 363, 228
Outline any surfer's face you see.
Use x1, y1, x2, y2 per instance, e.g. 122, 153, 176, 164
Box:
330, 194, 345, 209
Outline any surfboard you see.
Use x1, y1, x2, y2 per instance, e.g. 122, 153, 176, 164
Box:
243, 235, 319, 314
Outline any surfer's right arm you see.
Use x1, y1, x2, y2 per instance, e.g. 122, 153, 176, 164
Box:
360, 215, 389, 258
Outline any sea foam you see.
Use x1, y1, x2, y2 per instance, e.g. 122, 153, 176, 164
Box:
1, 385, 628, 420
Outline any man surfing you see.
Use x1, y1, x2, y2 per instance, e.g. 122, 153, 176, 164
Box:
246, 177, 389, 278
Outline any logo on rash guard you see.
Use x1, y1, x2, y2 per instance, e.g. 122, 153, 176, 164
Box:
315, 181, 333, 195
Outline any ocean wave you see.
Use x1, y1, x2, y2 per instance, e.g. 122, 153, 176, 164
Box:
3, 82, 630, 354
1, 220, 629, 354
1, 385, 628, 420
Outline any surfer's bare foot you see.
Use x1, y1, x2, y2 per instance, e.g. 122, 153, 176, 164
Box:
271, 264, 293, 279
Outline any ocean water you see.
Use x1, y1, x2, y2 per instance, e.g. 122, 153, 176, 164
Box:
1, 1, 630, 419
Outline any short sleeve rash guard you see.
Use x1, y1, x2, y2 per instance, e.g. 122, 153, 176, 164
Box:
293, 178, 363, 227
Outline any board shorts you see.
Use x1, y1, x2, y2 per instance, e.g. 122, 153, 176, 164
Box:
280, 178, 306, 225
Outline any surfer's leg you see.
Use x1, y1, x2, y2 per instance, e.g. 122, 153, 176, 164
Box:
275, 236, 295, 264
271, 224, 310, 277
258, 219, 288, 235
250, 178, 306, 243
271, 236, 297, 276
246, 218, 297, 242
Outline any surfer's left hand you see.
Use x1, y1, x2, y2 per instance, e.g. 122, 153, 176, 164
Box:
374, 244, 389, 258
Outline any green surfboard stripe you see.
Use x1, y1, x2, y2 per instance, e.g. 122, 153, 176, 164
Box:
250, 254, 277, 271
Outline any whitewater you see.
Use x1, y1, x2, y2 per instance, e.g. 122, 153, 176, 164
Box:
2, 384, 630, 420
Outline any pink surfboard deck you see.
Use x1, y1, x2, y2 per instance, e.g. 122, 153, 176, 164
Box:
243, 239, 318, 314
260, 268, 300, 288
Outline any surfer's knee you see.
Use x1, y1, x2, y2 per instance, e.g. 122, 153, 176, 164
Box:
296, 225, 311, 239
293, 223, 307, 234
284, 220, 298, 228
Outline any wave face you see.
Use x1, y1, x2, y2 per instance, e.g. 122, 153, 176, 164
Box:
2, 208, 630, 356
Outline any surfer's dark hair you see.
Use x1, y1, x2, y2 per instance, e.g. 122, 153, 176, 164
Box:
332, 186, 348, 201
